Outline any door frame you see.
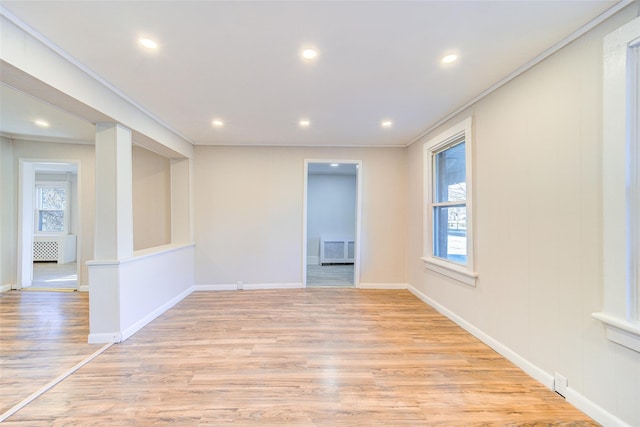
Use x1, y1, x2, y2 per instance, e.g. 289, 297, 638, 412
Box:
17, 158, 81, 290
302, 159, 362, 287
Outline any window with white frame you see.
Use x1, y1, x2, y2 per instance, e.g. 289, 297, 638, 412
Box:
35, 182, 69, 233
422, 117, 478, 286
592, 16, 640, 353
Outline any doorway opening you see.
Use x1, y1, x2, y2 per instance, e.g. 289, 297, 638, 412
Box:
303, 160, 362, 287
18, 160, 80, 292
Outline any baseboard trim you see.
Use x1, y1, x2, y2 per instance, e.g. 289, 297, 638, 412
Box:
0, 284, 12, 293
88, 332, 122, 344
245, 282, 303, 290
408, 285, 553, 386
120, 286, 193, 342
565, 386, 632, 427
194, 283, 304, 291
407, 284, 631, 427
358, 283, 409, 289
193, 284, 237, 291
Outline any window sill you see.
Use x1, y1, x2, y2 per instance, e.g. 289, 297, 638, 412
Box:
592, 312, 640, 353
421, 256, 478, 287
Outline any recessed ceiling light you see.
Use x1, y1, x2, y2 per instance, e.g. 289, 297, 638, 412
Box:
299, 119, 310, 127
212, 119, 224, 127
139, 38, 158, 49
34, 119, 50, 128
330, 163, 339, 167
381, 120, 393, 128
301, 48, 318, 60
441, 54, 458, 64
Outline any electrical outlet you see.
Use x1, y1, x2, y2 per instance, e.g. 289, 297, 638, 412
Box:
236, 281, 243, 290
554, 372, 568, 397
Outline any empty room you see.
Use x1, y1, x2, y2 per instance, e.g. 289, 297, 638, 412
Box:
1, 1, 639, 425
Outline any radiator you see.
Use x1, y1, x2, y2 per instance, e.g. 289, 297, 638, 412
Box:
33, 241, 58, 261
33, 235, 77, 263
320, 237, 355, 264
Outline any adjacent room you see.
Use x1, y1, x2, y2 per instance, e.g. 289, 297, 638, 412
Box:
1, 1, 639, 425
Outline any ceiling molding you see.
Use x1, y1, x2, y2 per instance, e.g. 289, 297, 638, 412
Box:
405, 0, 635, 148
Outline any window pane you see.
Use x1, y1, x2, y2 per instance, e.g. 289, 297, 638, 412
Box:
433, 205, 467, 264
435, 142, 466, 202
39, 210, 65, 232
40, 187, 65, 210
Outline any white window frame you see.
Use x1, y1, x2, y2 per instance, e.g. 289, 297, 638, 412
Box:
422, 117, 478, 286
34, 181, 70, 234
592, 16, 640, 353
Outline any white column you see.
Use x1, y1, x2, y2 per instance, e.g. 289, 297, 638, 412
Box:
88, 122, 133, 343
94, 123, 134, 260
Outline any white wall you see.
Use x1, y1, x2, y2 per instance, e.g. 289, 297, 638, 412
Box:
194, 146, 406, 287
406, 5, 640, 426
0, 137, 15, 290
307, 173, 356, 264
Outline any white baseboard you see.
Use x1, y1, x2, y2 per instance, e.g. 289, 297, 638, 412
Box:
565, 386, 631, 427
194, 283, 304, 291
88, 331, 122, 344
88, 286, 193, 344
120, 286, 193, 342
407, 284, 630, 427
193, 284, 237, 291
0, 284, 12, 293
358, 283, 409, 290
245, 282, 302, 290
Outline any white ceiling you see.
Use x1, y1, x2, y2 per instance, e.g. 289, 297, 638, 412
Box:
0, 1, 623, 148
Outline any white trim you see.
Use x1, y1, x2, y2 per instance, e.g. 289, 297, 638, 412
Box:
193, 284, 237, 291
592, 312, 640, 352
0, 284, 12, 293
302, 159, 362, 288
405, 1, 635, 148
194, 283, 303, 291
88, 332, 122, 344
597, 15, 640, 353
357, 283, 408, 290
408, 285, 630, 427
423, 117, 477, 285
120, 286, 193, 342
421, 257, 478, 287
86, 243, 195, 267
77, 285, 89, 292
565, 387, 633, 427
244, 282, 303, 290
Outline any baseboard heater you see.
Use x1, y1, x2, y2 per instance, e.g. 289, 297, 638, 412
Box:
320, 237, 355, 265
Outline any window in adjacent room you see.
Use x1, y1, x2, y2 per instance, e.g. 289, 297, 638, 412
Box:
35, 183, 68, 233
422, 117, 478, 286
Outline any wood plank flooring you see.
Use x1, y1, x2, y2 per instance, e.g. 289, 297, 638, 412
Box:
1, 289, 596, 425
0, 291, 100, 416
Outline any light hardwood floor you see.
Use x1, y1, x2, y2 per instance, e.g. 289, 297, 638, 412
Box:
0, 291, 100, 416
1, 289, 596, 425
